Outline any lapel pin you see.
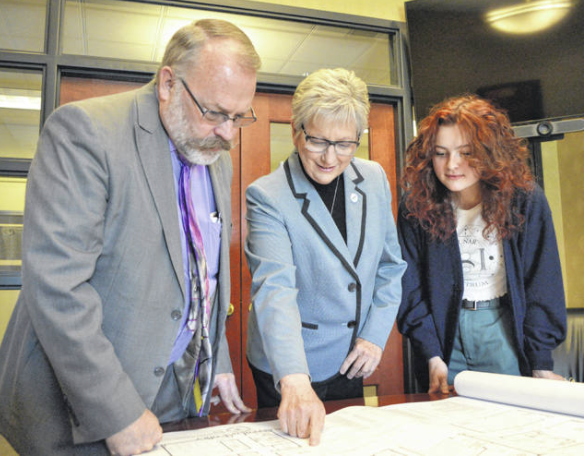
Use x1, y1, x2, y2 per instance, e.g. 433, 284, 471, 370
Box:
350, 193, 359, 203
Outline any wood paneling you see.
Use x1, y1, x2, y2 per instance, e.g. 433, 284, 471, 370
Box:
59, 77, 143, 105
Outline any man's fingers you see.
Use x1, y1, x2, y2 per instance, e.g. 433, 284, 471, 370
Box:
223, 398, 240, 414
232, 394, 252, 413
216, 380, 239, 414
105, 409, 162, 456
221, 393, 250, 415
227, 381, 252, 413
215, 373, 251, 414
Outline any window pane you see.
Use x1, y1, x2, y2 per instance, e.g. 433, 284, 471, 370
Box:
0, 290, 19, 347
355, 129, 369, 161
0, 69, 42, 160
0, 0, 46, 52
270, 123, 291, 172
62, 0, 395, 86
0, 177, 25, 285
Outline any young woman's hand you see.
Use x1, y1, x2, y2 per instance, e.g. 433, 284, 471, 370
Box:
428, 356, 451, 394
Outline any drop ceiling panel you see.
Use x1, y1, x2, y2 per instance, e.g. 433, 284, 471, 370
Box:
0, 0, 46, 52
58, 0, 393, 84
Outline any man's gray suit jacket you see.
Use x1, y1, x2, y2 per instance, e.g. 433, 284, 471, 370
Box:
0, 81, 233, 454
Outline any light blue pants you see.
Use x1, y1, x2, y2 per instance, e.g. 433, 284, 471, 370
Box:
448, 299, 521, 384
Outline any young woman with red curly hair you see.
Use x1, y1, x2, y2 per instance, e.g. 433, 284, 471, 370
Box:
397, 95, 567, 393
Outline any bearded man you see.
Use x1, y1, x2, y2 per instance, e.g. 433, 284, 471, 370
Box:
0, 18, 260, 456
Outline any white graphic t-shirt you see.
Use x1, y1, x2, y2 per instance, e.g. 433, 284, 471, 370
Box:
456, 203, 507, 301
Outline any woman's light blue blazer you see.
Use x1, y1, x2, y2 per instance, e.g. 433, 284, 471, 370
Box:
245, 152, 406, 386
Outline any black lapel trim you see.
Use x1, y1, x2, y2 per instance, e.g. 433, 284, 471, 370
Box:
349, 161, 367, 268
284, 159, 359, 283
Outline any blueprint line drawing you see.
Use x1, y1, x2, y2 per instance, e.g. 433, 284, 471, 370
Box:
147, 373, 584, 455
148, 397, 583, 455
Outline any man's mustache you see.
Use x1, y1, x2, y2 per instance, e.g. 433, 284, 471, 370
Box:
196, 136, 233, 152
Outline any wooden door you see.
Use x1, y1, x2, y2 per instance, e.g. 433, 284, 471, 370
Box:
239, 93, 292, 405
238, 93, 404, 406
363, 103, 403, 397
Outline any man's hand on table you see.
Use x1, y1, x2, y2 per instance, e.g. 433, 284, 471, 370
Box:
105, 409, 162, 455
213, 372, 252, 414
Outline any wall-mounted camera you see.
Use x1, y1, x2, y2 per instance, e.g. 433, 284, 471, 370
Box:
536, 121, 554, 136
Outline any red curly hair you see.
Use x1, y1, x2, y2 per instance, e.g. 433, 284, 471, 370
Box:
401, 95, 534, 242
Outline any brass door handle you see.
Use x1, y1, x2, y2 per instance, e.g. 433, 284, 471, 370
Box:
227, 303, 234, 316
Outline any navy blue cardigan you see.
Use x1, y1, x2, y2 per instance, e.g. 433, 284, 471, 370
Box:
397, 186, 566, 376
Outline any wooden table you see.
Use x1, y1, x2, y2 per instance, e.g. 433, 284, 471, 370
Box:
162, 392, 452, 433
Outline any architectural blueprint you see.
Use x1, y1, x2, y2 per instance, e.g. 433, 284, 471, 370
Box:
147, 398, 582, 455
147, 372, 584, 455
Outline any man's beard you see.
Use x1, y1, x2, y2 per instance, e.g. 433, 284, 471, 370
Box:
165, 87, 233, 165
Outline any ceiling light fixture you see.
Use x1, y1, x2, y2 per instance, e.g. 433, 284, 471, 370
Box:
485, 0, 573, 35
0, 89, 42, 110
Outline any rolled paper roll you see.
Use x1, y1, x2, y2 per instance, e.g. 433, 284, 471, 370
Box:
454, 371, 584, 417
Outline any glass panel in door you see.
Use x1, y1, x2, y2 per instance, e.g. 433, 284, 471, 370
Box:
0, 69, 42, 160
